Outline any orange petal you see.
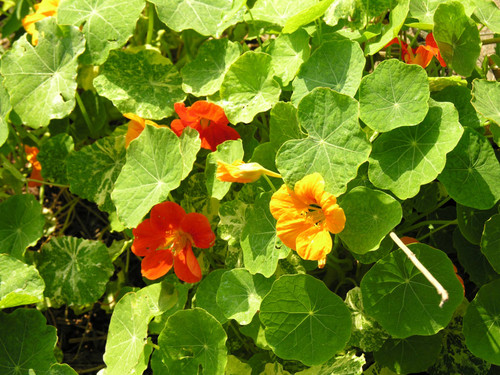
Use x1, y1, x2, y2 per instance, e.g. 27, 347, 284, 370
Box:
294, 173, 326, 206
295, 226, 332, 262
426, 33, 446, 67
275, 210, 309, 250
198, 123, 240, 151
174, 245, 202, 283
322, 198, 346, 234
190, 101, 229, 127
150, 201, 186, 233
125, 120, 145, 148
170, 119, 186, 137
400, 236, 419, 245
216, 160, 262, 183
270, 184, 307, 221
141, 250, 174, 280
412, 46, 434, 68
132, 219, 166, 257
181, 212, 215, 249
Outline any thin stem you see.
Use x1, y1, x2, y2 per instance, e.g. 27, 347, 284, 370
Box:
75, 91, 93, 131
145, 341, 160, 350
369, 131, 379, 143
398, 219, 455, 235
14, 123, 39, 145
401, 196, 451, 229
262, 174, 276, 192
26, 178, 69, 188
482, 37, 500, 45
146, 2, 155, 45
245, 7, 262, 47
390, 232, 448, 307
417, 220, 458, 242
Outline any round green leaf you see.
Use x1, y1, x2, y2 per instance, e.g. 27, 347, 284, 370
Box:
94, 49, 185, 120
269, 102, 302, 148
0, 309, 57, 373
67, 131, 126, 214
434, 1, 481, 77
0, 254, 45, 309
471, 79, 500, 126
249, 0, 320, 26
374, 334, 442, 374
48, 363, 78, 375
181, 39, 241, 96
474, 0, 500, 33
409, 0, 443, 25
291, 39, 364, 105
36, 237, 114, 306
112, 125, 184, 228
359, 59, 429, 132
151, 308, 228, 375
38, 133, 74, 185
277, 88, 371, 196
368, 100, 463, 199
338, 187, 402, 254
0, 18, 85, 128
481, 214, 500, 274
438, 127, 500, 210
57, 0, 145, 65
216, 268, 274, 325
241, 192, 290, 278
219, 52, 281, 124
0, 194, 44, 260
463, 279, 500, 365
361, 243, 464, 338
0, 82, 11, 148
457, 203, 499, 245
260, 274, 352, 366
193, 269, 228, 324
432, 85, 481, 130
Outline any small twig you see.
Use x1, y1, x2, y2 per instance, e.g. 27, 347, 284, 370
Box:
390, 232, 448, 308
75, 365, 106, 374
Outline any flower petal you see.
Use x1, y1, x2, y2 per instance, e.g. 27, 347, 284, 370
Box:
321, 195, 346, 234
181, 212, 215, 248
174, 245, 202, 283
125, 119, 145, 148
190, 101, 229, 126
150, 201, 186, 233
270, 184, 307, 220
199, 122, 240, 151
132, 219, 166, 257
275, 210, 309, 250
141, 250, 174, 280
295, 226, 332, 262
170, 119, 186, 137
294, 173, 325, 206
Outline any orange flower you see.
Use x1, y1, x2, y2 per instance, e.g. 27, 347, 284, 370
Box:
171, 101, 240, 152
24, 145, 43, 187
132, 201, 215, 283
124, 113, 165, 148
386, 33, 446, 69
216, 160, 281, 183
270, 173, 345, 268
22, 0, 59, 45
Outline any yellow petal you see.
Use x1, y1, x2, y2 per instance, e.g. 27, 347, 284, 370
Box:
295, 226, 332, 262
294, 173, 325, 206
275, 210, 308, 250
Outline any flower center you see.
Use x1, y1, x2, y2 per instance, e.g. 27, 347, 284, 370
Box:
306, 204, 325, 226
200, 118, 211, 130
159, 230, 192, 255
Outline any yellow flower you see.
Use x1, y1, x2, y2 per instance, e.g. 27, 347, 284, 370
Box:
216, 160, 281, 183
22, 0, 59, 45
270, 173, 345, 268
123, 113, 165, 148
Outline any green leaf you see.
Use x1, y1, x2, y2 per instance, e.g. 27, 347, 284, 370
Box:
339, 187, 402, 254
277, 88, 371, 196
474, 0, 500, 33
463, 279, 500, 365
179, 173, 220, 224
217, 269, 273, 325
295, 350, 366, 375
432, 85, 481, 130
151, 0, 245, 37
151, 308, 228, 375
365, 0, 410, 55
0, 194, 44, 260
350, 234, 394, 264
36, 237, 113, 306
438, 127, 500, 210
0, 82, 11, 147
0, 253, 45, 309
409, 0, 444, 25
291, 40, 364, 105
48, 364, 78, 375
239, 314, 270, 350
241, 192, 290, 278
112, 125, 184, 228
457, 203, 499, 245
181, 39, 241, 96
94, 49, 185, 120
37, 133, 74, 185
67, 131, 126, 214
57, 0, 145, 65
481, 214, 500, 274
269, 102, 302, 148
179, 127, 201, 180
193, 269, 228, 324
434, 1, 481, 77
359, 59, 430, 132
282, 0, 336, 34
218, 200, 247, 247
219, 52, 281, 124
0, 18, 85, 128
72, 91, 111, 140
267, 29, 311, 87
260, 274, 352, 366
0, 309, 57, 374
205, 139, 244, 200
368, 100, 463, 199
225, 355, 252, 375
471, 79, 500, 125
249, 0, 320, 26
374, 334, 442, 374
361, 244, 465, 338
104, 280, 181, 375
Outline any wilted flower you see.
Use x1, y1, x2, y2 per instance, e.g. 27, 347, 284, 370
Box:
216, 160, 281, 183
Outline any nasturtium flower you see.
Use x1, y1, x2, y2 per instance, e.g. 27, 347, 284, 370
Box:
270, 173, 346, 268
22, 0, 59, 46
387, 33, 446, 69
132, 201, 215, 283
216, 160, 281, 183
124, 113, 164, 148
24, 145, 43, 187
171, 101, 240, 151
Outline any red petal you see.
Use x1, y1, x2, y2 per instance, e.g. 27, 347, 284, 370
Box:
181, 213, 215, 248
199, 123, 241, 151
150, 201, 186, 233
132, 219, 166, 256
141, 250, 174, 280
190, 101, 229, 126
170, 119, 186, 137
174, 245, 202, 283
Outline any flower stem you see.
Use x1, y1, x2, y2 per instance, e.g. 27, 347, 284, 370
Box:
26, 178, 69, 188
75, 91, 93, 132
146, 2, 155, 45
398, 219, 455, 234
262, 174, 276, 192
416, 220, 458, 241
390, 232, 448, 307
482, 37, 500, 45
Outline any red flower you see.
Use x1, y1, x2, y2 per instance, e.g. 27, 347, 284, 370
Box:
386, 33, 446, 69
25, 145, 43, 187
132, 202, 215, 283
171, 101, 240, 151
